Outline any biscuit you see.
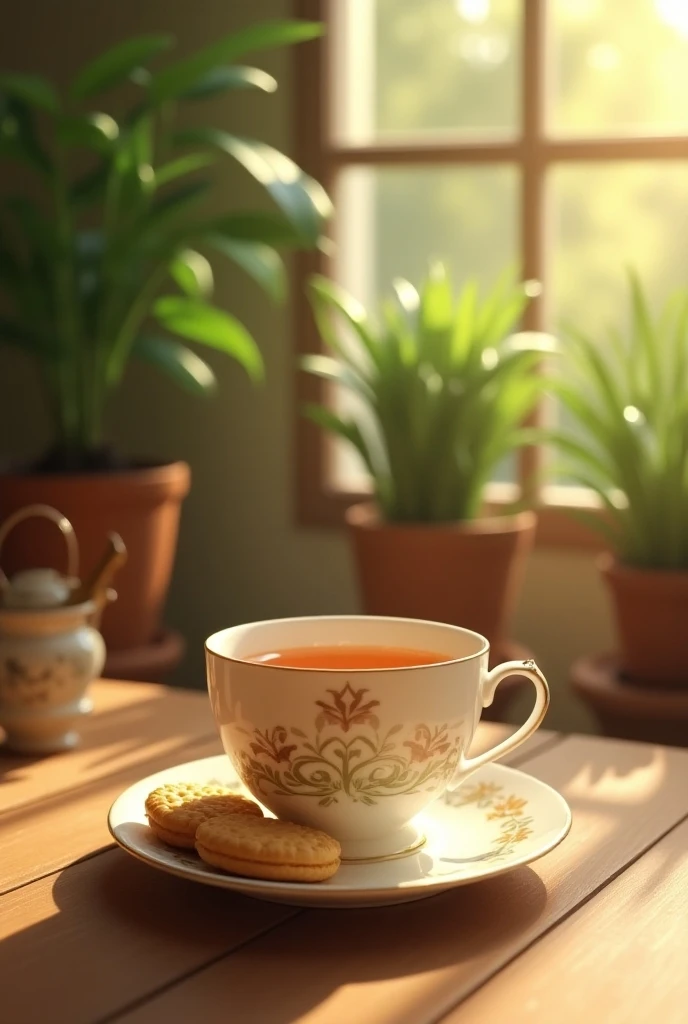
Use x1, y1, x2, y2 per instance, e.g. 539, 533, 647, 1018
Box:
195, 813, 341, 882
145, 782, 262, 848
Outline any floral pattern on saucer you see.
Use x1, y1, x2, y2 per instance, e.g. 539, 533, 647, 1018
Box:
445, 782, 534, 861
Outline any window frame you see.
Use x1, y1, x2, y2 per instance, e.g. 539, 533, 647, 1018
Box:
292, 0, 688, 547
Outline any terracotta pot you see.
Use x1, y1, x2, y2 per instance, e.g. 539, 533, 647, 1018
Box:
0, 462, 190, 651
600, 556, 688, 687
345, 503, 536, 652
570, 652, 688, 747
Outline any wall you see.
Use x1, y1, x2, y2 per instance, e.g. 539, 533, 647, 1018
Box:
0, 0, 613, 733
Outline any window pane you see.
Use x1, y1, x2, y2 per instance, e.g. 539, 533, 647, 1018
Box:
332, 0, 521, 143
549, 0, 688, 136
549, 162, 688, 483
329, 164, 519, 490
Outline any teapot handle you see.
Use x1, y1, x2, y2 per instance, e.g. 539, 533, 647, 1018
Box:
0, 504, 79, 586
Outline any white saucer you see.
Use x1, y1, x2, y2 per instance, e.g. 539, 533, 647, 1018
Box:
108, 755, 571, 908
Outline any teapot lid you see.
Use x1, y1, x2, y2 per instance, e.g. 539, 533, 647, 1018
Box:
0, 504, 79, 610
2, 568, 72, 609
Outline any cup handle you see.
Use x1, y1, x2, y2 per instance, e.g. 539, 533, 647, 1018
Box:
447, 660, 550, 792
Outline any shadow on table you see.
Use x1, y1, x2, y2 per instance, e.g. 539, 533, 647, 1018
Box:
99, 855, 549, 1023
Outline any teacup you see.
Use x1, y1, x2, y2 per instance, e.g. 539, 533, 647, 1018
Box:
205, 615, 549, 862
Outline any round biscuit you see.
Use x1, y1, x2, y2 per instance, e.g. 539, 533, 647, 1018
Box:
195, 814, 341, 883
147, 821, 199, 849
196, 845, 339, 882
145, 782, 262, 848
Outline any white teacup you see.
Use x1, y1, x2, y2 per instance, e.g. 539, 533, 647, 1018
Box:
205, 615, 549, 862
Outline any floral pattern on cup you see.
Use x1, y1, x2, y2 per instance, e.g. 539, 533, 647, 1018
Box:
233, 683, 463, 807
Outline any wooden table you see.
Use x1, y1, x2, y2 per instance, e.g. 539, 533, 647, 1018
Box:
2, 680, 687, 1024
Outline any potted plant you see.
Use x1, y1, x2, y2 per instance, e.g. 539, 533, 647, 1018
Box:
0, 20, 329, 671
549, 269, 688, 690
302, 263, 553, 669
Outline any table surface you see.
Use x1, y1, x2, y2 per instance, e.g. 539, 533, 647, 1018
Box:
2, 680, 687, 1024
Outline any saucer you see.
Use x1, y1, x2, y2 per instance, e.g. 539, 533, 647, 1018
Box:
108, 755, 571, 908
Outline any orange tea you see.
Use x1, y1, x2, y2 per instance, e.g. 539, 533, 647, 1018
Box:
247, 645, 453, 670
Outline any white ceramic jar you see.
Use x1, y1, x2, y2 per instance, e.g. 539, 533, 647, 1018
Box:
0, 504, 105, 754
0, 600, 105, 753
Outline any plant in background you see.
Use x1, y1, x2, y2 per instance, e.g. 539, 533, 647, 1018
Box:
547, 269, 688, 570
0, 20, 329, 470
302, 264, 553, 523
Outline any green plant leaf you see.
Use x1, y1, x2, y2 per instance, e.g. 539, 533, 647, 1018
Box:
536, 428, 612, 484
564, 505, 623, 551
207, 235, 285, 302
169, 249, 213, 297
126, 111, 153, 166
105, 115, 156, 218
151, 20, 322, 101
307, 274, 379, 371
628, 265, 662, 412
420, 262, 453, 332
57, 112, 119, 152
144, 180, 210, 234
302, 402, 381, 485
206, 210, 312, 247
563, 322, 624, 425
180, 65, 277, 99
301, 353, 373, 402
155, 152, 217, 187
0, 73, 59, 112
133, 334, 217, 395
70, 34, 174, 99
153, 296, 264, 381
391, 278, 420, 317
173, 128, 331, 244
451, 278, 478, 362
418, 262, 455, 370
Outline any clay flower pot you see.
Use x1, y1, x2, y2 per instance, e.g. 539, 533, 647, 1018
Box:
0, 462, 190, 652
345, 503, 536, 653
600, 555, 688, 687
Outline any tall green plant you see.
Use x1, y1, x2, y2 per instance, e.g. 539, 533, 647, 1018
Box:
0, 20, 329, 469
547, 270, 688, 569
302, 264, 553, 523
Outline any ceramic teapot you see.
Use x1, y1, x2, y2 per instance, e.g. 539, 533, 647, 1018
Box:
0, 504, 126, 754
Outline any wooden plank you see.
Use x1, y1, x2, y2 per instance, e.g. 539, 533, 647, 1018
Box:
0, 848, 299, 1024
0, 732, 222, 894
0, 680, 217, 813
114, 735, 688, 1024
451, 816, 688, 1024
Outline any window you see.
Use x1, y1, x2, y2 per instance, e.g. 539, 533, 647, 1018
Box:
294, 0, 688, 544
